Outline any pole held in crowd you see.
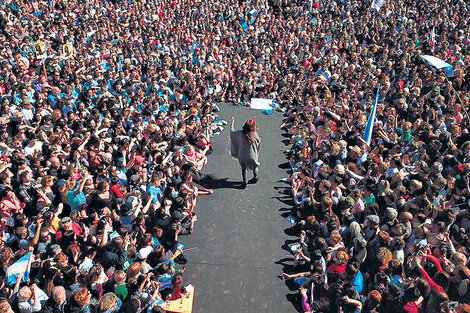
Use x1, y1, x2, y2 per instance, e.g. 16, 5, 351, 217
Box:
363, 85, 380, 146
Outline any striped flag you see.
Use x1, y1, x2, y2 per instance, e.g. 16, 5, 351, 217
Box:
363, 86, 380, 145
6, 252, 32, 286
159, 275, 174, 291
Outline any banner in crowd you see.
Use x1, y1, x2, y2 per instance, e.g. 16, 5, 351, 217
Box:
250, 98, 273, 110
420, 55, 454, 77
6, 252, 32, 286
420, 55, 451, 69
429, 27, 436, 49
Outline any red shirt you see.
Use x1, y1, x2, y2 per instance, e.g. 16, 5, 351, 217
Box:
110, 184, 124, 199
327, 264, 346, 275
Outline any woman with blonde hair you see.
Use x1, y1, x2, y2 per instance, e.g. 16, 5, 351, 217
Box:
327, 230, 345, 253
67, 163, 82, 181
377, 247, 393, 271
0, 248, 14, 274
99, 292, 121, 313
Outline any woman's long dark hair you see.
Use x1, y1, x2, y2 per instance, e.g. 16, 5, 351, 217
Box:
242, 119, 257, 144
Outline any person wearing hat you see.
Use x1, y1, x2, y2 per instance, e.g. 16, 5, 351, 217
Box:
136, 246, 153, 274
364, 215, 380, 242
230, 116, 261, 188
348, 145, 362, 162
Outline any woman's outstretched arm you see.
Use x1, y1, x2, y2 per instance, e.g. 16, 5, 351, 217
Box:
231, 116, 235, 132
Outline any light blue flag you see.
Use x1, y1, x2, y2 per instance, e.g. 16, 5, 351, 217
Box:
159, 275, 174, 291
420, 55, 451, 69
420, 55, 454, 77
118, 57, 122, 73
363, 86, 380, 145
6, 252, 32, 286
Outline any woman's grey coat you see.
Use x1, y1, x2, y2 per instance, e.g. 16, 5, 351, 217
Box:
230, 124, 260, 171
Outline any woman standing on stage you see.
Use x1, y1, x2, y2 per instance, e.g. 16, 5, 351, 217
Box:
230, 117, 261, 188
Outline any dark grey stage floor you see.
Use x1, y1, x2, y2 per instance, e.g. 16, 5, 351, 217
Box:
180, 103, 298, 312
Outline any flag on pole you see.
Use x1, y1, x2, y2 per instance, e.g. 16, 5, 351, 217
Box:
118, 57, 122, 72
6, 252, 32, 286
363, 86, 380, 145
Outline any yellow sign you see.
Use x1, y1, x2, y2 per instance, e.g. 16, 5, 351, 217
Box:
34, 42, 47, 59
62, 43, 74, 59
164, 287, 195, 313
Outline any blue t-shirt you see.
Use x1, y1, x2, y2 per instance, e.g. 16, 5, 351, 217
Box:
67, 185, 87, 212
146, 185, 162, 203
351, 271, 364, 294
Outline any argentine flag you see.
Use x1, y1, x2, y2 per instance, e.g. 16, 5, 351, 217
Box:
420, 55, 454, 77
363, 86, 380, 145
6, 252, 32, 286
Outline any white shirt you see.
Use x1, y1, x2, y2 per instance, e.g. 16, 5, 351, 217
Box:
24, 141, 43, 157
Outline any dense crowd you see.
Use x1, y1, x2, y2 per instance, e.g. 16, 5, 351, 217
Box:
0, 0, 469, 311
277, 0, 470, 313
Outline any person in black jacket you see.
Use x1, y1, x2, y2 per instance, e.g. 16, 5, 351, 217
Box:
42, 286, 70, 313
98, 236, 128, 271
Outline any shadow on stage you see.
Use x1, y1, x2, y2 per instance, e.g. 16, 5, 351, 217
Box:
196, 174, 245, 190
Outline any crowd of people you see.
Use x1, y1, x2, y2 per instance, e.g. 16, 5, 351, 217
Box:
0, 0, 238, 311
0, 0, 469, 311
277, 0, 470, 312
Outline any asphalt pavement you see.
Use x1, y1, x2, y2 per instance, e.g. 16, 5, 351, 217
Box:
180, 103, 299, 312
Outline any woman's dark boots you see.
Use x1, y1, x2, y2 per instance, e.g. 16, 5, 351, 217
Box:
248, 172, 258, 184
241, 169, 248, 189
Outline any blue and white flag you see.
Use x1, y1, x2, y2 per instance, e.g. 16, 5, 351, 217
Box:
6, 252, 32, 286
420, 55, 454, 77
159, 275, 174, 291
363, 86, 380, 145
118, 57, 122, 73
420, 55, 451, 69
